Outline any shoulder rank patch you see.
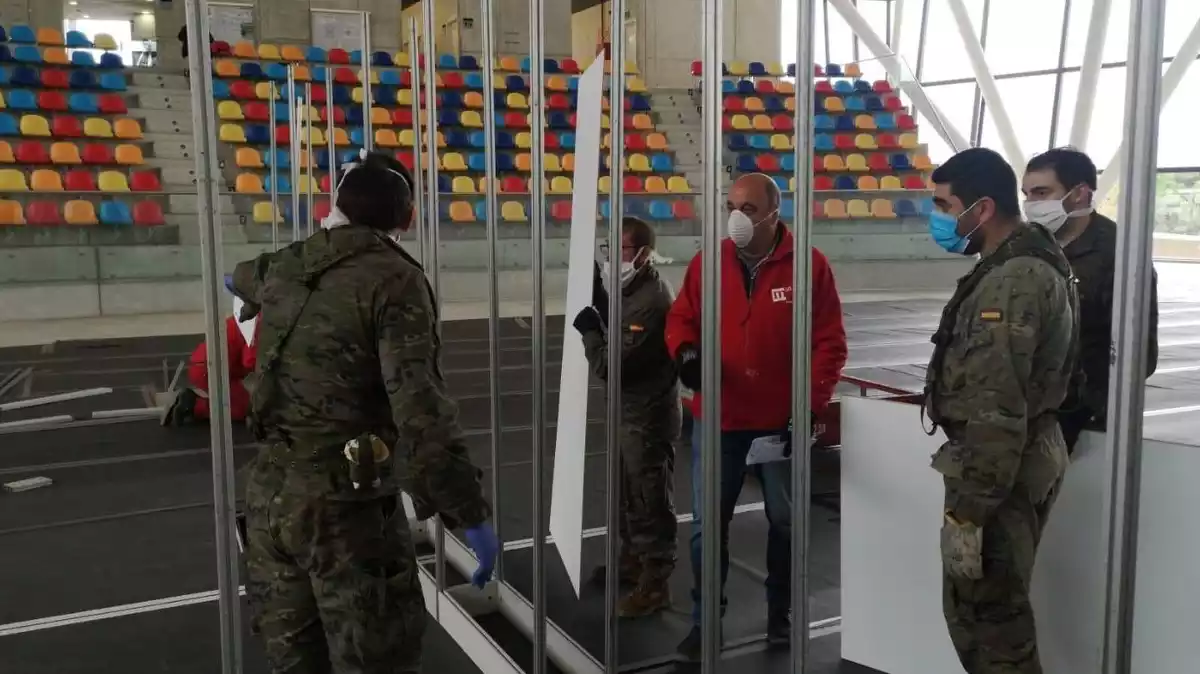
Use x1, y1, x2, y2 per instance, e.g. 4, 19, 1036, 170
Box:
979, 309, 1003, 321
628, 324, 645, 332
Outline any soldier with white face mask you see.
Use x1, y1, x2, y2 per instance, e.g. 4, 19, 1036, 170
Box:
1022, 148, 1159, 452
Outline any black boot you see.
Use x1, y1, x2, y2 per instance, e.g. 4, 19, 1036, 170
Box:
767, 608, 791, 647
676, 626, 702, 663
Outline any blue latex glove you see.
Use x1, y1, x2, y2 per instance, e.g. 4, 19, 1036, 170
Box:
224, 274, 235, 292
465, 523, 499, 588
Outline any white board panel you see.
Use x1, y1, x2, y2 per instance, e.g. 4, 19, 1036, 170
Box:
310, 10, 364, 52
548, 58, 605, 597
208, 4, 255, 44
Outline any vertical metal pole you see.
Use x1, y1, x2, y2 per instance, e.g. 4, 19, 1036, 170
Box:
268, 81, 279, 250
969, 0, 991, 148
183, 0, 242, 671
305, 81, 315, 237
326, 68, 337, 206
1071, 0, 1113, 150
408, 19, 427, 267
289, 75, 301, 243
529, 0, 548, 670
915, 0, 931, 80
1048, 0, 1073, 149
1101, 0, 1163, 671
361, 11, 373, 151
479, 0, 504, 582
604, 0, 625, 670
700, 0, 722, 667
421, 0, 446, 601
822, 0, 831, 69
790, 1, 815, 671
890, 0, 905, 54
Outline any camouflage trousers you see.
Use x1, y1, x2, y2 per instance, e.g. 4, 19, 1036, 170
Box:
618, 424, 677, 576
244, 464, 425, 674
942, 488, 1058, 674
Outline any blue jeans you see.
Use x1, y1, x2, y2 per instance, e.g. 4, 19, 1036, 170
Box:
689, 423, 793, 626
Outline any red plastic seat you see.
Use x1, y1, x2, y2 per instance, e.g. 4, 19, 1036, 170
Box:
309, 85, 327, 104
672, 199, 696, 219
37, 91, 67, 111
816, 81, 835, 94
274, 125, 289, 145
756, 154, 781, 172
873, 80, 893, 94
756, 80, 775, 95
243, 102, 269, 122
400, 71, 412, 89
319, 173, 332, 193
333, 67, 357, 85
625, 134, 646, 151
319, 105, 346, 124
834, 135, 855, 150
443, 72, 464, 89
26, 201, 61, 225
812, 200, 824, 218
327, 48, 350, 65
133, 200, 165, 226
814, 64, 824, 76
314, 199, 331, 222
392, 108, 413, 126
548, 93, 570, 110
81, 143, 114, 164
884, 96, 903, 112
722, 115, 734, 132
230, 81, 255, 99
903, 175, 927, 190
562, 59, 580, 74
868, 153, 891, 171
568, 113, 579, 128
97, 94, 127, 114
544, 132, 560, 150
210, 41, 231, 56
812, 156, 824, 173
772, 114, 793, 131
130, 170, 161, 192
63, 169, 96, 191
550, 201, 571, 221
15, 141, 48, 163
876, 133, 898, 150
814, 175, 835, 190
41, 69, 69, 89
500, 176, 525, 193
504, 112, 526, 128
896, 114, 916, 131
623, 176, 643, 193
723, 97, 744, 113
690, 60, 702, 76
623, 115, 636, 130
395, 151, 414, 171
52, 115, 82, 137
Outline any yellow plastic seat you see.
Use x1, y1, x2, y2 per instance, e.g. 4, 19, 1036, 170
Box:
115, 144, 144, 166
547, 76, 568, 92
235, 147, 263, 168
628, 154, 651, 172
436, 131, 447, 149
823, 199, 848, 219
598, 176, 611, 194
93, 33, 118, 50
516, 132, 532, 149
627, 77, 647, 93
785, 98, 796, 112
304, 128, 327, 146
871, 198, 896, 218
846, 154, 868, 171
218, 101, 244, 120
668, 176, 691, 193
464, 92, 485, 109
98, 171, 129, 193
293, 65, 312, 81
30, 169, 62, 191
398, 129, 416, 147
64, 200, 98, 225
770, 134, 791, 151
857, 176, 879, 190
370, 107, 389, 125
359, 69, 379, 85
854, 134, 877, 150
625, 60, 640, 75
295, 174, 318, 195
397, 89, 413, 106
393, 52, 410, 68
220, 124, 247, 143
844, 64, 863, 78
20, 115, 51, 137
280, 45, 305, 62
777, 81, 795, 95
50, 142, 81, 165
437, 200, 470, 224
114, 119, 143, 140
899, 133, 919, 149
43, 48, 69, 65
0, 169, 27, 191
84, 117, 114, 138
352, 87, 365, 104
855, 115, 876, 130
257, 44, 281, 60
255, 82, 278, 100
880, 176, 903, 190
492, 71, 507, 90
0, 91, 6, 109
633, 114, 653, 130
235, 173, 264, 193
823, 97, 845, 113
232, 41, 257, 59
790, 177, 798, 191
913, 154, 933, 170
645, 176, 668, 194
727, 61, 749, 76
501, 201, 527, 221
767, 62, 786, 76
374, 129, 399, 148
451, 176, 476, 194
37, 27, 65, 46
599, 113, 611, 130
823, 155, 845, 171
507, 92, 529, 109
744, 97, 764, 113
549, 176, 572, 194
498, 56, 520, 71
847, 199, 870, 218
545, 154, 562, 172
253, 202, 281, 224
0, 199, 24, 224
214, 60, 240, 78
442, 153, 467, 171
731, 115, 751, 131
460, 110, 483, 128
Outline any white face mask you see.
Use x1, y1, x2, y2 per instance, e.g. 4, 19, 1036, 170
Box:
601, 247, 646, 289
726, 209, 777, 248
1023, 188, 1093, 232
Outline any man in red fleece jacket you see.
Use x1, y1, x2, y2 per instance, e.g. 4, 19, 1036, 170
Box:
665, 173, 848, 661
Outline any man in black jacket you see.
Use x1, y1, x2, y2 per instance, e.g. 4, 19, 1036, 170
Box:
1022, 148, 1159, 451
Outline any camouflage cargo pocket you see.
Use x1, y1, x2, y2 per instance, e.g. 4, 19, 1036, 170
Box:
941, 515, 984, 580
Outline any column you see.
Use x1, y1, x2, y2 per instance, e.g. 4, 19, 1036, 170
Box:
725, 0, 782, 65
155, 0, 187, 69
0, 0, 63, 31
631, 0, 700, 88
457, 0, 572, 60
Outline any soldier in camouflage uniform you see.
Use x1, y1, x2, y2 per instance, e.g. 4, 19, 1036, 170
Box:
924, 149, 1078, 674
230, 151, 498, 673
572, 217, 680, 617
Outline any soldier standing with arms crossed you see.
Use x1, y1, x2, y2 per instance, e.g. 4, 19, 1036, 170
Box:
924, 148, 1078, 674
230, 151, 499, 673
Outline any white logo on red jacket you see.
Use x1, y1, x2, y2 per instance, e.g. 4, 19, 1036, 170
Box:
771, 286, 792, 303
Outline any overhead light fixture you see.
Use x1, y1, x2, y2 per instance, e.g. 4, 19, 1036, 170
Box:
141, 10, 151, 14
68, 1, 77, 5
82, 14, 89, 18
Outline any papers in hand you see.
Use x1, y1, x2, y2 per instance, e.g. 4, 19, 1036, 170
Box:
745, 433, 818, 465
231, 296, 258, 347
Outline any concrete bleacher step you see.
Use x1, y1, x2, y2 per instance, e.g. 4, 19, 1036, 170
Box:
130, 71, 190, 91
134, 92, 197, 113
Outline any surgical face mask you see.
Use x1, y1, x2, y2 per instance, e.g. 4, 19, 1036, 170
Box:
928, 199, 984, 255
726, 209, 776, 248
1023, 188, 1093, 232
601, 247, 646, 289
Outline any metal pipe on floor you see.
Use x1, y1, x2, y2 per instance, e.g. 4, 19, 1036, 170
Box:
304, 81, 315, 237
528, 0, 548, 667
479, 0, 504, 583
361, 11, 373, 151
699, 0, 723, 666
1101, 0, 1165, 671
268, 81, 279, 249
326, 67, 337, 208
182, 0, 242, 669
288, 66, 301, 243
791, 1, 817, 671
407, 18, 426, 267
604, 2, 625, 671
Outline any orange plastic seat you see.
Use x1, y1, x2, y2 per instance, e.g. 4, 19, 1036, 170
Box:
0, 199, 24, 224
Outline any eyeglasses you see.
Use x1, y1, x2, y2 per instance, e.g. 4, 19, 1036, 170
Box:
598, 243, 638, 259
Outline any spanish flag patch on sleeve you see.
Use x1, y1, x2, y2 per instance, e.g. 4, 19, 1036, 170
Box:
979, 310, 1003, 321
628, 324, 645, 332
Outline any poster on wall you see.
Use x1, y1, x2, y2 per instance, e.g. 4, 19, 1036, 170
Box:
310, 11, 364, 51
208, 3, 255, 44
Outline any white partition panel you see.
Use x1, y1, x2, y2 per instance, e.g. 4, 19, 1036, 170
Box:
840, 396, 1200, 673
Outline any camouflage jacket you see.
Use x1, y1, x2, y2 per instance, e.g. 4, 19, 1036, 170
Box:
231, 225, 491, 529
925, 225, 1076, 525
580, 264, 680, 437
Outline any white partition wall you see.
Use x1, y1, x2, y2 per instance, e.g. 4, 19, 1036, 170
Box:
840, 396, 1200, 673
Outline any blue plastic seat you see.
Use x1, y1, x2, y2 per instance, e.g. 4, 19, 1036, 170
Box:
99, 73, 126, 91
765, 98, 785, 113
496, 131, 514, 149
0, 46, 11, 63
467, 153, 485, 171
834, 176, 857, 190
737, 80, 754, 95
736, 155, 756, 172
0, 27, 6, 43
9, 25, 35, 44
826, 63, 843, 77
309, 66, 327, 84
874, 113, 895, 130
629, 95, 651, 112
11, 65, 36, 87
274, 174, 291, 194
649, 200, 673, 220
305, 46, 326, 63
780, 198, 794, 220
371, 51, 391, 67
446, 130, 468, 148
568, 77, 579, 92
380, 70, 401, 86
559, 131, 575, 149
548, 112, 569, 129
729, 134, 747, 151
313, 149, 329, 171
814, 134, 834, 152
0, 68, 8, 86
891, 153, 913, 170
372, 85, 396, 103
834, 81, 854, 95
266, 149, 290, 169
651, 154, 673, 172
519, 56, 532, 73
0, 113, 16, 135
474, 200, 487, 220
99, 201, 132, 226
460, 55, 479, 70
439, 54, 457, 69
350, 128, 365, 146
544, 58, 560, 74
99, 53, 124, 68
349, 50, 362, 65
244, 125, 270, 144
68, 92, 98, 113
66, 30, 91, 48
496, 154, 515, 171
845, 97, 866, 112
864, 96, 882, 112
505, 74, 526, 91
894, 199, 917, 217
748, 135, 770, 150
240, 62, 264, 79
7, 89, 35, 110
781, 154, 796, 172
771, 176, 788, 192
835, 115, 855, 132
442, 91, 463, 109
331, 85, 352, 105
854, 80, 872, 93
68, 69, 95, 90
599, 199, 611, 219
338, 149, 359, 164
212, 80, 230, 99
463, 72, 482, 89
265, 63, 288, 81
919, 198, 934, 216
438, 110, 457, 127
71, 51, 96, 67
814, 114, 834, 131
346, 107, 364, 125
437, 174, 451, 193
749, 62, 767, 77
468, 131, 486, 148
721, 80, 735, 94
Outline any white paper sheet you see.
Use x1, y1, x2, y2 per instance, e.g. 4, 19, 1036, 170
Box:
231, 295, 258, 347
548, 58, 605, 597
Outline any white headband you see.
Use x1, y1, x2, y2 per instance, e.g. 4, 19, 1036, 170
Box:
321, 148, 412, 230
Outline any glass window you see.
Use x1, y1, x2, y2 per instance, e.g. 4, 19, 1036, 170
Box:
1164, 0, 1200, 59
921, 0, 986, 82
858, 0, 892, 64
827, 0, 858, 64
921, 82, 977, 162
984, 0, 1068, 74
894, 0, 925, 73
980, 75, 1058, 159
1054, 67, 1127, 163
1063, 0, 1133, 66
1157, 65, 1200, 168
780, 0, 828, 71
1156, 172, 1200, 235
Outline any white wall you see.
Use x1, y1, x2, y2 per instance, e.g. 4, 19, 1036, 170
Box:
571, 3, 606, 66
131, 13, 156, 41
